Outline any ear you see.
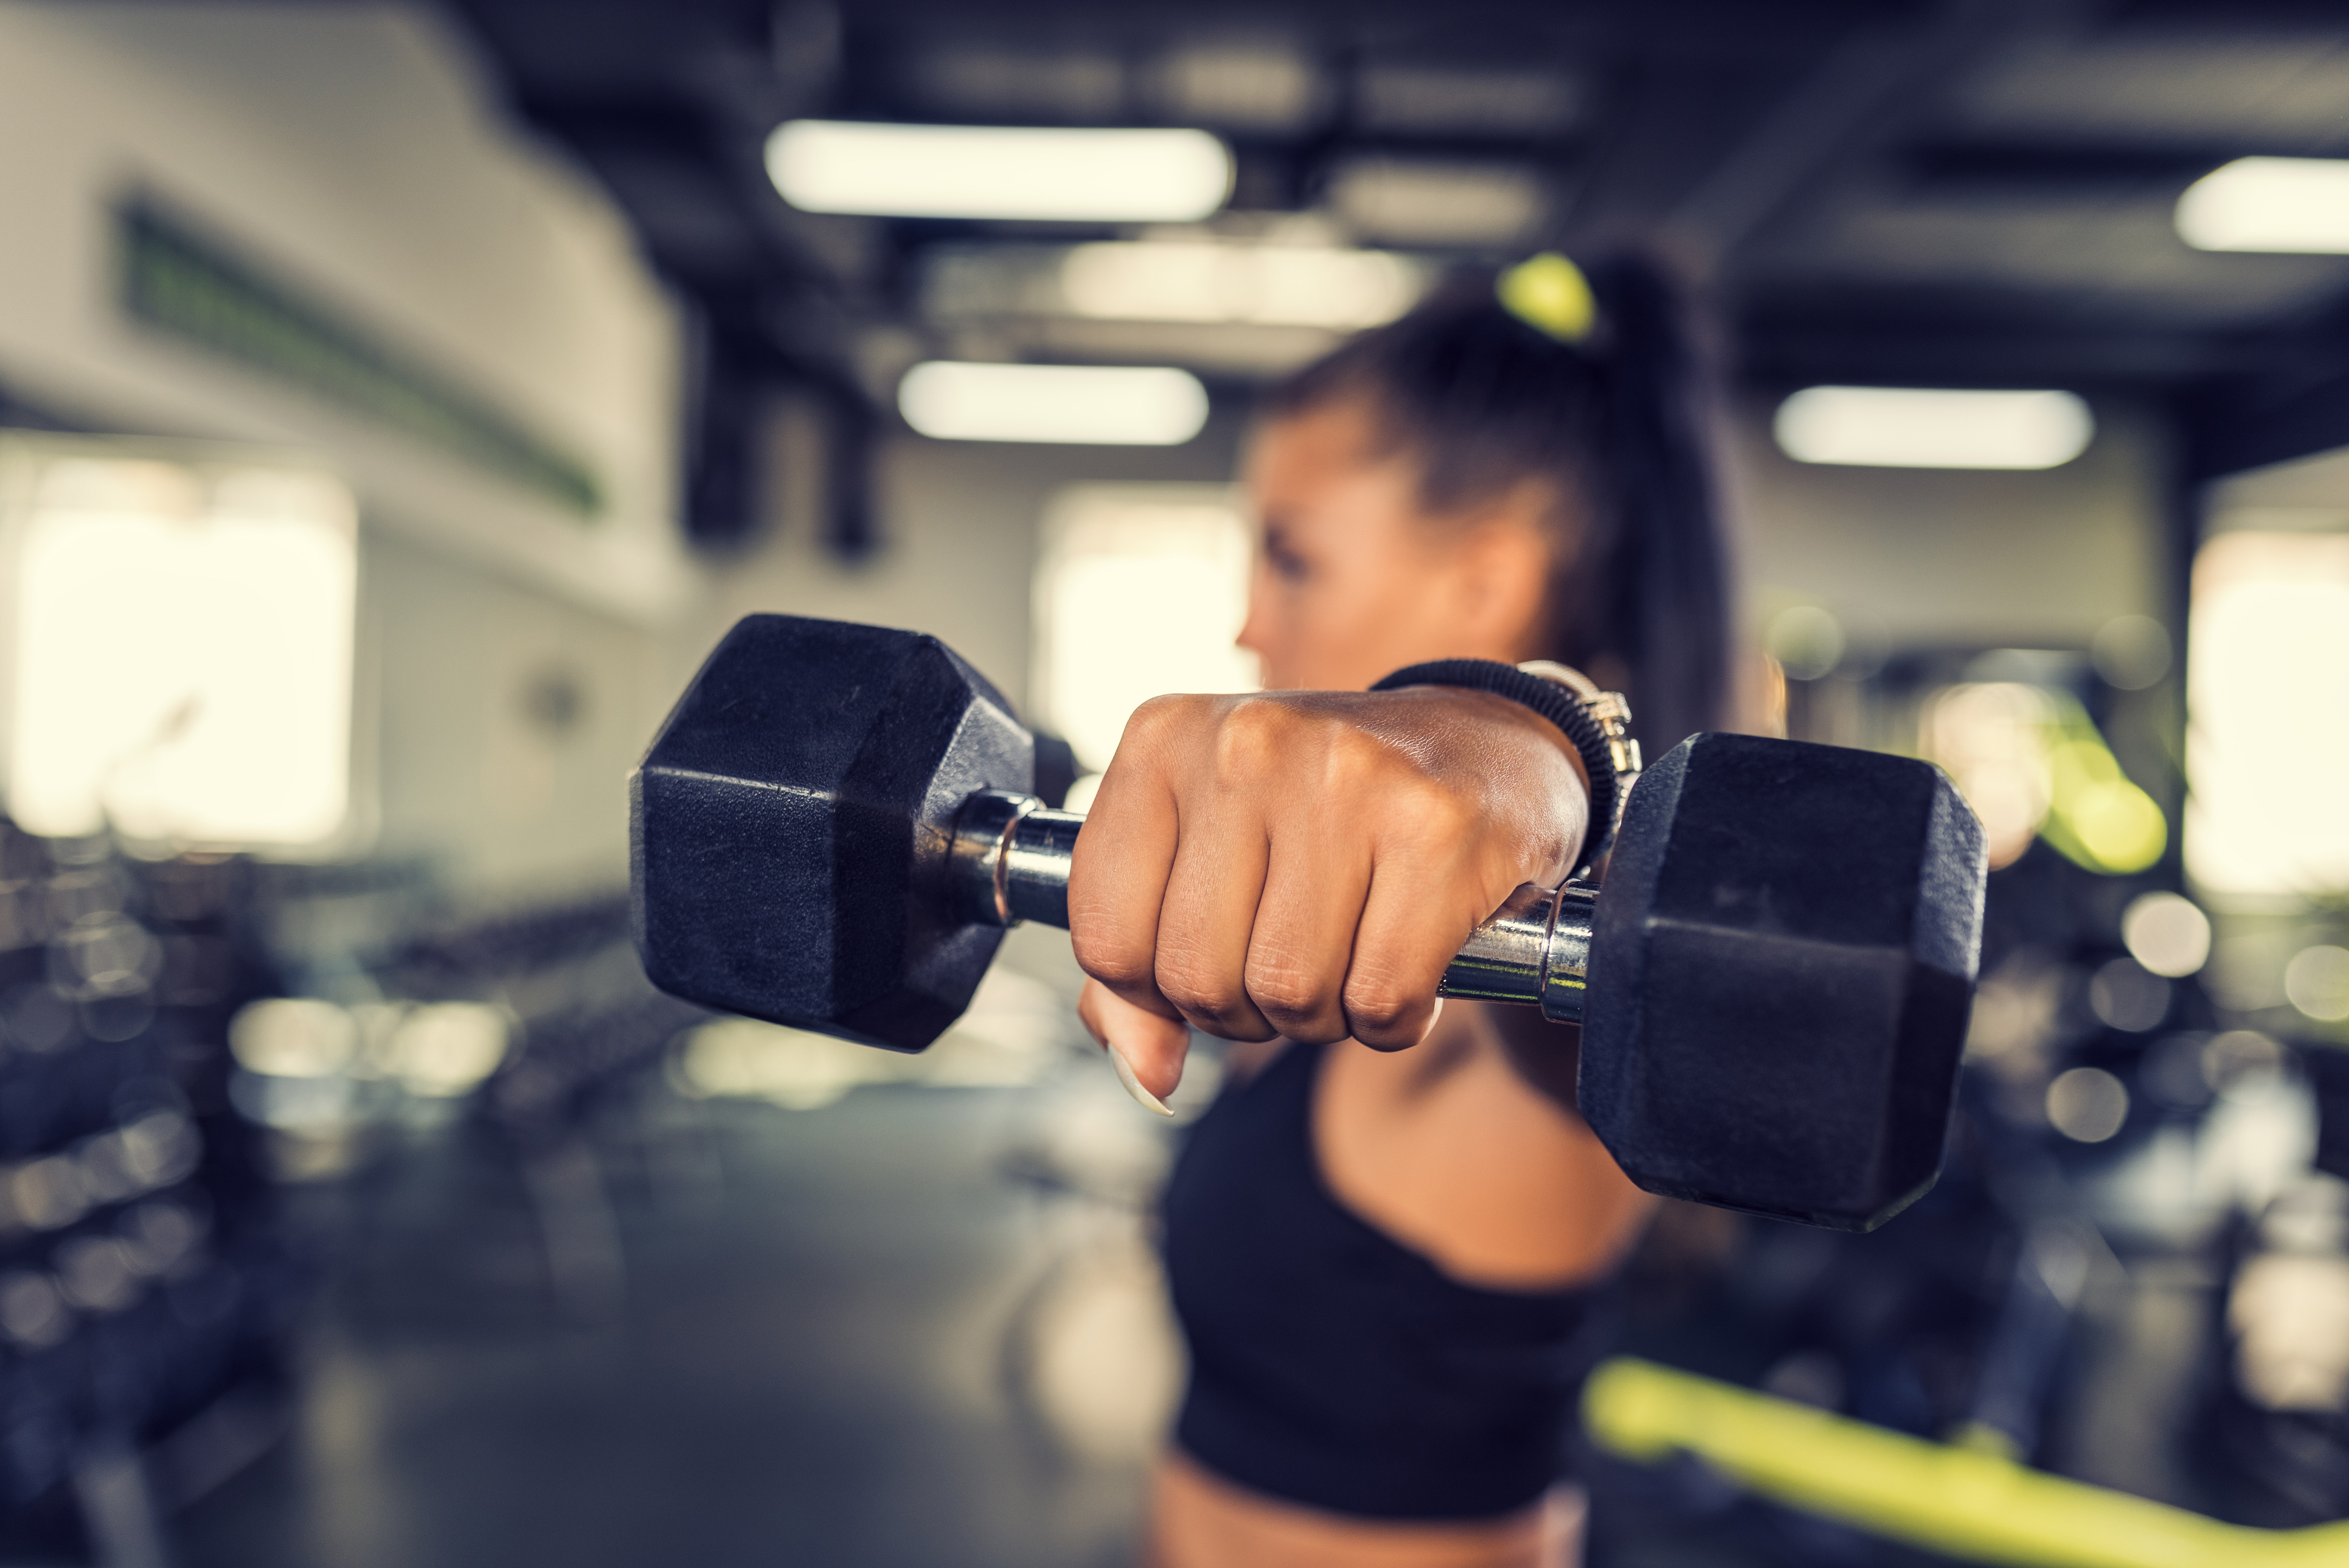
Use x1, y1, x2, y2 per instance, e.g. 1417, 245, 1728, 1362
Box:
1449, 493, 1558, 659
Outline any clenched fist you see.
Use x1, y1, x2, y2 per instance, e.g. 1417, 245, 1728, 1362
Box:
1069, 687, 1590, 1109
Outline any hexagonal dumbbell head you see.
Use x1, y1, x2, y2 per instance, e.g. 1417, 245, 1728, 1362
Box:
1579, 733, 1986, 1231
630, 615, 1032, 1052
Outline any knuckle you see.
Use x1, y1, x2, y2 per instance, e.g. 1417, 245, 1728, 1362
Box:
1116, 695, 1200, 764
1320, 718, 1393, 783
1157, 963, 1272, 1042
1242, 959, 1336, 1027
1153, 950, 1233, 1016
1123, 693, 1185, 737
1342, 973, 1422, 1037
1070, 929, 1153, 993
1210, 698, 1288, 781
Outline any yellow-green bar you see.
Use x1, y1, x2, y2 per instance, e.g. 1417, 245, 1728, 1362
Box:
1583, 1357, 2349, 1568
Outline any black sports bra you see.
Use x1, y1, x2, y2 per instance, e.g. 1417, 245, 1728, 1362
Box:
1162, 1038, 1615, 1522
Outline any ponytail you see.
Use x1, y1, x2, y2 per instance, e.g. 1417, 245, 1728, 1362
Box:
1573, 255, 1733, 754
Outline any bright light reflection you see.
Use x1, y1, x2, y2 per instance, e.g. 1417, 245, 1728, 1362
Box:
383, 1004, 511, 1097
2286, 947, 2349, 1023
1774, 387, 2094, 470
2177, 158, 2349, 254
1034, 488, 1260, 772
2047, 1067, 2130, 1143
2232, 1251, 2349, 1411
899, 363, 1209, 446
1921, 683, 2053, 869
9, 460, 356, 847
229, 998, 358, 1078
673, 970, 1069, 1109
2185, 532, 2349, 898
1920, 681, 2163, 875
1060, 243, 1419, 328
766, 121, 1232, 222
2121, 892, 2211, 979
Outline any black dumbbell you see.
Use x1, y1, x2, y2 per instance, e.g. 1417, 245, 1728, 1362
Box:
631, 616, 1987, 1231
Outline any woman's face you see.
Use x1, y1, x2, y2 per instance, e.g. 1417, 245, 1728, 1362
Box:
1237, 400, 1555, 693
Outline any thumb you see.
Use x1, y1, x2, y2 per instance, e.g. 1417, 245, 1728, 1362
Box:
1077, 977, 1191, 1114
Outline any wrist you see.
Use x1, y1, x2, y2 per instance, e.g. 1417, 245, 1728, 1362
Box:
1369, 657, 1636, 875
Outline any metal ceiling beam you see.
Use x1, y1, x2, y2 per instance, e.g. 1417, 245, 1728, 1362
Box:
1658, 0, 2103, 276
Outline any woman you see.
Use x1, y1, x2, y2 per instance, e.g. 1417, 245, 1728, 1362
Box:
1069, 252, 1735, 1567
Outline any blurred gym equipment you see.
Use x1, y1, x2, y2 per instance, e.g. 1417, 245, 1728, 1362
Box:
0, 827, 300, 1564
1584, 1357, 2349, 1567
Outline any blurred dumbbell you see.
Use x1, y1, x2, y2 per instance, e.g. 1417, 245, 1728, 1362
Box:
631, 616, 1987, 1231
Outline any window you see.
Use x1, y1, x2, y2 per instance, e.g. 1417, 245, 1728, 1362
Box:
2185, 530, 2349, 897
1031, 485, 1259, 782
3, 448, 358, 851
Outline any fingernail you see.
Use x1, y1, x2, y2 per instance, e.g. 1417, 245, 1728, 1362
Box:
1107, 1042, 1174, 1117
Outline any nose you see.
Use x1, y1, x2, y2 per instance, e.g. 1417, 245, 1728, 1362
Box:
1234, 575, 1286, 690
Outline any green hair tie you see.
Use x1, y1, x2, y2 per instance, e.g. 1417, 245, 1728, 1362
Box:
1497, 252, 1597, 344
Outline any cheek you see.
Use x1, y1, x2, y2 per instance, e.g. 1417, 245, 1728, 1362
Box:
1247, 586, 1311, 684
1286, 561, 1430, 689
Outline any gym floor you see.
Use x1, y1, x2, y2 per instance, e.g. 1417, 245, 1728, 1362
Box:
148, 1039, 2236, 1568
168, 1077, 1171, 1568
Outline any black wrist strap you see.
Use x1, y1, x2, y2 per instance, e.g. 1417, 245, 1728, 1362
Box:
1369, 659, 1620, 873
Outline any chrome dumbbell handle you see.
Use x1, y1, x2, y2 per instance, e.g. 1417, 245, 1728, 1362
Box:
946, 789, 1597, 1024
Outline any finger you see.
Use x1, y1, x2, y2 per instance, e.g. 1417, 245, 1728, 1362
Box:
1078, 978, 1189, 1114
1342, 847, 1491, 1050
1066, 713, 1186, 1025
1241, 819, 1370, 1044
1153, 793, 1277, 1042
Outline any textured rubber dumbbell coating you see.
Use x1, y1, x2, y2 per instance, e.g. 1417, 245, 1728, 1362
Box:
1579, 733, 1986, 1230
630, 616, 1032, 1051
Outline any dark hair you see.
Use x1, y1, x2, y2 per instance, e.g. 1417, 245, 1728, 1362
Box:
1260, 254, 1733, 754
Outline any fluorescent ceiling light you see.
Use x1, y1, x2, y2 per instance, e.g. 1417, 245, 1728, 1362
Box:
1774, 387, 2094, 470
1325, 158, 1546, 247
2177, 158, 2349, 254
1060, 242, 1419, 328
766, 121, 1232, 223
898, 362, 1209, 445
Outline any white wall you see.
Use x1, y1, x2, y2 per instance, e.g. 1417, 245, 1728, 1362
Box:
364, 530, 665, 898
0, 2, 690, 625
707, 412, 1249, 721
0, 3, 700, 900
2206, 442, 2349, 530
1730, 398, 2167, 650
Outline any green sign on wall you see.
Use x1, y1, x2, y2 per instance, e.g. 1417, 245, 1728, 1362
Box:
118, 198, 603, 518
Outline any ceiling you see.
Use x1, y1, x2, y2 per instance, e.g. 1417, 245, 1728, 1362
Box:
439, 0, 2349, 534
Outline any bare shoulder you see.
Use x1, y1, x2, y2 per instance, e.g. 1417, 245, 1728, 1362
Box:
1312, 1005, 1656, 1291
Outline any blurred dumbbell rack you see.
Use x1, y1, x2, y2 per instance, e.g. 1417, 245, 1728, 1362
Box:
0, 822, 300, 1564
0, 811, 715, 1564
233, 867, 709, 1341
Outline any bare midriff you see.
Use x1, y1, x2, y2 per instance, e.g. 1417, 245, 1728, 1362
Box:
1146, 1449, 1586, 1568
